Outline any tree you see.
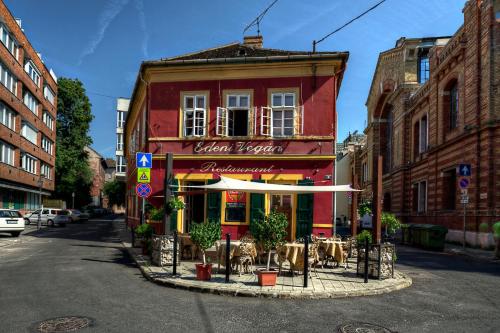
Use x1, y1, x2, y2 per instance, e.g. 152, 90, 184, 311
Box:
55, 78, 94, 207
103, 180, 126, 208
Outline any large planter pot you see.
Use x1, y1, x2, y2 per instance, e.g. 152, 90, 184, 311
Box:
256, 269, 278, 286
195, 263, 212, 281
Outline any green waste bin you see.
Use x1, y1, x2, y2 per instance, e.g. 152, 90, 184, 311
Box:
422, 224, 448, 251
401, 224, 410, 245
410, 224, 425, 247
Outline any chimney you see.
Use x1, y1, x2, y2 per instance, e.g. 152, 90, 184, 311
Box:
243, 35, 263, 49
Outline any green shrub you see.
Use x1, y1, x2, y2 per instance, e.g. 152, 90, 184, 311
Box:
358, 201, 372, 217
166, 197, 185, 214
149, 207, 164, 221
135, 224, 154, 239
356, 230, 372, 245
190, 221, 221, 265
478, 222, 489, 233
250, 210, 288, 271
381, 212, 402, 235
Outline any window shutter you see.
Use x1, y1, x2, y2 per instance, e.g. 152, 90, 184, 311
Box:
216, 107, 227, 136
250, 180, 265, 230
206, 179, 221, 223
169, 178, 179, 231
260, 106, 272, 136
296, 179, 314, 239
294, 105, 304, 135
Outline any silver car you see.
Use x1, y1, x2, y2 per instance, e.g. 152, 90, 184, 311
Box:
25, 208, 69, 227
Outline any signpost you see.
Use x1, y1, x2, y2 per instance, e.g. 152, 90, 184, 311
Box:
136, 152, 153, 225
458, 164, 471, 250
137, 168, 151, 183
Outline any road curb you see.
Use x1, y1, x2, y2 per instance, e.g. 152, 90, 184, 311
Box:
120, 238, 412, 299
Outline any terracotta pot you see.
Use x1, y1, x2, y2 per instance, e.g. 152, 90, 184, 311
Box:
256, 269, 278, 286
195, 263, 212, 281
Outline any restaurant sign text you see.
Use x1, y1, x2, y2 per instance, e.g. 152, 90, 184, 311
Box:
194, 141, 284, 155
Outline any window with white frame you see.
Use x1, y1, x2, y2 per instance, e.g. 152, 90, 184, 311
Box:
419, 115, 428, 153
417, 181, 427, 213
43, 85, 55, 105
0, 61, 17, 95
0, 140, 14, 166
41, 163, 51, 179
21, 122, 38, 144
23, 91, 39, 115
0, 102, 16, 130
116, 133, 123, 151
41, 135, 53, 155
0, 23, 19, 59
183, 95, 206, 137
216, 94, 250, 136
116, 111, 125, 128
42, 111, 54, 130
25, 61, 41, 87
116, 155, 126, 173
271, 93, 295, 137
21, 153, 37, 174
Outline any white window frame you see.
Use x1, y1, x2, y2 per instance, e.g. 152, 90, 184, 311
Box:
41, 136, 53, 155
419, 114, 428, 153
116, 155, 126, 173
21, 122, 38, 145
23, 91, 39, 116
0, 61, 17, 95
116, 133, 124, 151
0, 23, 19, 59
43, 85, 55, 105
417, 181, 427, 213
21, 153, 38, 174
262, 92, 303, 137
117, 111, 125, 128
42, 111, 54, 131
183, 95, 206, 137
0, 102, 16, 131
25, 60, 41, 87
41, 163, 52, 180
0, 140, 14, 166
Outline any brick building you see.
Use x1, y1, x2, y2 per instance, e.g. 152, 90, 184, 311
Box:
125, 36, 348, 239
0, 0, 57, 213
85, 146, 105, 207
361, 0, 500, 246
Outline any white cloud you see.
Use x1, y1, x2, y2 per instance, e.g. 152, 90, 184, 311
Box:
135, 0, 149, 58
78, 0, 130, 65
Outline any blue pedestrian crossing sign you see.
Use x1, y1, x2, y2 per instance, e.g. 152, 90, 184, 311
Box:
458, 164, 471, 177
136, 152, 152, 168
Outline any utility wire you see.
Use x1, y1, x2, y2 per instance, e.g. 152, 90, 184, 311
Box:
313, 0, 387, 51
87, 91, 120, 99
243, 0, 279, 36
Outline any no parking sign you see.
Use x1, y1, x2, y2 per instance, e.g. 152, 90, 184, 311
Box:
136, 183, 152, 198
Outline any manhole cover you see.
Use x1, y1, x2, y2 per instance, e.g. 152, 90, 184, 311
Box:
338, 322, 394, 333
36, 316, 93, 332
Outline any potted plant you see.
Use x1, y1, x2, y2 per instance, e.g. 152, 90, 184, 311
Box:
189, 221, 221, 281
135, 224, 154, 255
250, 210, 288, 286
356, 230, 373, 245
381, 212, 401, 241
148, 207, 164, 224
165, 197, 185, 215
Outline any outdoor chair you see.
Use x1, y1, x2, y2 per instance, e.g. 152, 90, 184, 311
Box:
290, 242, 319, 277
236, 241, 255, 276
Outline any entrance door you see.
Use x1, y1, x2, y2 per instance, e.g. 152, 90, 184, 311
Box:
184, 181, 205, 233
270, 192, 293, 241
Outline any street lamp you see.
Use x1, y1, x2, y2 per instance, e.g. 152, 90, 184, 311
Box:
37, 175, 45, 231
72, 192, 75, 209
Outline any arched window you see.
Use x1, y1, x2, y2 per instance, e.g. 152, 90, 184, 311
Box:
444, 80, 459, 132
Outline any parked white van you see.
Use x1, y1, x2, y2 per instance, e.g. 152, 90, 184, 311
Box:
24, 208, 69, 227
0, 209, 25, 237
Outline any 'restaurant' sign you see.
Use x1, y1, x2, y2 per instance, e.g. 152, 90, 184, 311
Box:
194, 141, 284, 155
200, 162, 274, 173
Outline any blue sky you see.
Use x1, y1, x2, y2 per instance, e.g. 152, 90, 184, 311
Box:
5, 0, 465, 158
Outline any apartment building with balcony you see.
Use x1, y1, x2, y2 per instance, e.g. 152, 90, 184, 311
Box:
115, 98, 129, 180
124, 36, 348, 239
0, 1, 57, 212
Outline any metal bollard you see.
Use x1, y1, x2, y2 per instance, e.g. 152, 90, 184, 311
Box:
364, 238, 369, 283
303, 235, 309, 288
173, 230, 178, 275
225, 233, 231, 283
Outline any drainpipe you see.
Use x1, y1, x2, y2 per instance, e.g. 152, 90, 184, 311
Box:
474, 1, 482, 231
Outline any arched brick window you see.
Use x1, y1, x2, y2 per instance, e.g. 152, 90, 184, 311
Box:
443, 79, 459, 132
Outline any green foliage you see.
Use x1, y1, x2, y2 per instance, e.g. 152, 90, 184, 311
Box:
55, 78, 94, 207
149, 207, 164, 221
190, 222, 221, 264
166, 197, 185, 214
103, 180, 125, 208
250, 210, 288, 270
381, 212, 402, 235
478, 222, 489, 233
358, 201, 372, 217
356, 230, 373, 244
135, 224, 154, 239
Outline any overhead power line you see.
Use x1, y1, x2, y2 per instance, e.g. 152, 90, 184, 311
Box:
243, 0, 279, 36
313, 0, 387, 52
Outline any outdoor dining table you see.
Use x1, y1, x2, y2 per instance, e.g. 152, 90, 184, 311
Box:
215, 240, 258, 272
318, 239, 346, 264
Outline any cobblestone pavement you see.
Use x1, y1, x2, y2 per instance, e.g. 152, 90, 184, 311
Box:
115, 220, 412, 299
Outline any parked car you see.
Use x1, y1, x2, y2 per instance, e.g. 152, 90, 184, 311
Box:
0, 209, 24, 237
68, 209, 86, 222
25, 208, 69, 227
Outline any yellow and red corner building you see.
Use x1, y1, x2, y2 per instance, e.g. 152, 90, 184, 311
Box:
125, 36, 348, 240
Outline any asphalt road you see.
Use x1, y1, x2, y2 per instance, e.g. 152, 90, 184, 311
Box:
0, 217, 499, 333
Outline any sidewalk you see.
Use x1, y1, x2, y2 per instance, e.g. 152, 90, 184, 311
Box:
444, 242, 498, 262
114, 218, 412, 299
